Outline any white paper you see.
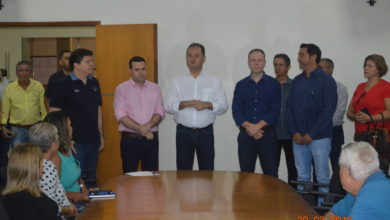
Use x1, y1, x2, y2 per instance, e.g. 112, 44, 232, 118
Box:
126, 171, 159, 176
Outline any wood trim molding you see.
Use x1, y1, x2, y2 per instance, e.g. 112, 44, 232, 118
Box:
0, 21, 101, 27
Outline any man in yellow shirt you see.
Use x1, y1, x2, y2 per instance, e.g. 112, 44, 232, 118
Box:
1, 60, 47, 148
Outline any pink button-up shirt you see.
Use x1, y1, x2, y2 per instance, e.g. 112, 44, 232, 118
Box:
114, 79, 165, 132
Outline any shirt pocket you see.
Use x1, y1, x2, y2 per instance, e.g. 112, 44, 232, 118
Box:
202, 88, 213, 102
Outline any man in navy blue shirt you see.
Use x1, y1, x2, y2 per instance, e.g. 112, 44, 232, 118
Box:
50, 48, 104, 187
286, 43, 337, 201
45, 49, 71, 108
274, 53, 297, 186
232, 49, 281, 177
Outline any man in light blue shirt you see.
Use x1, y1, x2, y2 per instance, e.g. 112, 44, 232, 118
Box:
325, 142, 390, 220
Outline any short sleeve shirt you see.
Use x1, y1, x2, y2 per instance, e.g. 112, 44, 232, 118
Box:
45, 71, 67, 99
352, 80, 390, 134
50, 73, 102, 144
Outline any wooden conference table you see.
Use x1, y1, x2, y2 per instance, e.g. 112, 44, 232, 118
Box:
77, 171, 317, 220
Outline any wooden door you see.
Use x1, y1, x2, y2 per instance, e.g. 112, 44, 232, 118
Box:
95, 24, 157, 184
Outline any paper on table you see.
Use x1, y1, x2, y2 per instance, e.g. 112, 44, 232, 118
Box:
126, 171, 159, 176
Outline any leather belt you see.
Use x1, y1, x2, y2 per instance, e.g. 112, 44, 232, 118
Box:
178, 124, 213, 131
121, 131, 158, 139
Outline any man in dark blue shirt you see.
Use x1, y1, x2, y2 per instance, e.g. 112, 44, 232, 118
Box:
274, 53, 297, 187
232, 49, 281, 177
45, 49, 71, 108
50, 48, 104, 187
286, 43, 337, 202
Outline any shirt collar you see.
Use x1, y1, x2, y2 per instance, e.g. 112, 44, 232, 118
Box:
129, 78, 148, 87
248, 72, 269, 83
302, 67, 323, 79
185, 70, 207, 79
70, 72, 93, 81
359, 170, 385, 192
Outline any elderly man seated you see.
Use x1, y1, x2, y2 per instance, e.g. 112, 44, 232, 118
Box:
325, 141, 390, 219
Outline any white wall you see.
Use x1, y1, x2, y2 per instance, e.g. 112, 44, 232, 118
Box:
1, 0, 390, 181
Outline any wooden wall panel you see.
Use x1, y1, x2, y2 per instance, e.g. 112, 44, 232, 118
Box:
95, 24, 157, 184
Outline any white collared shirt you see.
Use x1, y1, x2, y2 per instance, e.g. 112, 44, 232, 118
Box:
164, 70, 228, 128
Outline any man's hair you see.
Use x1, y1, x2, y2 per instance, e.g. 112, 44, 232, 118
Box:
321, 58, 334, 69
15, 60, 32, 72
364, 54, 388, 77
129, 56, 146, 69
187, 43, 205, 56
2, 143, 43, 197
29, 122, 58, 153
44, 111, 71, 154
248, 49, 265, 60
69, 48, 93, 71
339, 142, 380, 180
58, 49, 71, 60
300, 43, 322, 64
274, 53, 290, 66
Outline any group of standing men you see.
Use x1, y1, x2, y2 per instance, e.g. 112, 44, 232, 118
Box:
0, 43, 348, 193
114, 42, 348, 198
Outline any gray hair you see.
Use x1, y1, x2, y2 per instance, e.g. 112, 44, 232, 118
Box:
320, 58, 334, 69
29, 122, 58, 153
339, 142, 380, 180
16, 60, 33, 71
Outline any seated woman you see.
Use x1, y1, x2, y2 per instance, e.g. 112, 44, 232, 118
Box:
44, 111, 89, 202
2, 143, 61, 220
29, 122, 77, 217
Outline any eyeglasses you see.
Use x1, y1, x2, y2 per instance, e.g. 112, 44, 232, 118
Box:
356, 92, 366, 104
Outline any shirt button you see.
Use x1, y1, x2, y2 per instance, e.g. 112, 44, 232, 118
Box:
254, 117, 257, 120
255, 91, 258, 94
254, 99, 258, 103
254, 108, 257, 111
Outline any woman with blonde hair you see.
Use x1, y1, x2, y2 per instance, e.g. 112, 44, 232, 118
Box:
2, 143, 61, 220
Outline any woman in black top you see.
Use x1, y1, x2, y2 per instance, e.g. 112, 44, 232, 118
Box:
2, 143, 61, 220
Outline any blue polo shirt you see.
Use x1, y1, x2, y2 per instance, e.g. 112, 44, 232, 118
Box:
232, 73, 281, 126
286, 67, 337, 140
331, 171, 390, 219
50, 73, 102, 144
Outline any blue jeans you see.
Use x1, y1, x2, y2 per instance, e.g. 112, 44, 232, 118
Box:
74, 143, 100, 187
120, 134, 159, 173
330, 125, 344, 172
9, 126, 30, 149
238, 127, 279, 177
293, 138, 331, 203
176, 124, 214, 170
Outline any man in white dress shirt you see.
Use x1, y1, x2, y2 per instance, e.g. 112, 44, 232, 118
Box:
165, 43, 228, 170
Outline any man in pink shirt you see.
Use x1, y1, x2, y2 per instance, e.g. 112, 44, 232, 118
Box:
114, 56, 165, 173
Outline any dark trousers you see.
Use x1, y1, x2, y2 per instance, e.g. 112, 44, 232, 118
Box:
238, 127, 279, 177
0, 135, 11, 168
277, 139, 297, 186
330, 125, 344, 172
379, 158, 389, 175
120, 134, 159, 173
74, 143, 100, 188
176, 124, 214, 170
